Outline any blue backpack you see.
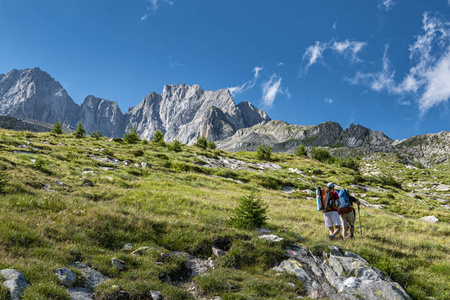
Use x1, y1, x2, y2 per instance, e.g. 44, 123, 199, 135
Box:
338, 189, 353, 214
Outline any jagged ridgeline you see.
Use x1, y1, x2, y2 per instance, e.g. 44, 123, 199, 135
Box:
1, 67, 449, 166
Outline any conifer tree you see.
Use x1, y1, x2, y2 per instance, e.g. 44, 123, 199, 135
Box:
74, 121, 86, 138
51, 119, 63, 134
124, 126, 140, 144
153, 130, 165, 146
195, 136, 208, 150
229, 191, 268, 229
91, 131, 102, 140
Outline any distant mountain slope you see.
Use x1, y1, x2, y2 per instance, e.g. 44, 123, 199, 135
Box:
0, 116, 53, 132
0, 68, 270, 144
0, 67, 448, 166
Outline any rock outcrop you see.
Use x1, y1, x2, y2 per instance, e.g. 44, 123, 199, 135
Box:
125, 84, 270, 144
275, 245, 411, 300
0, 68, 80, 126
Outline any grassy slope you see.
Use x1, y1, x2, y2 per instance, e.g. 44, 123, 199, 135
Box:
0, 129, 449, 300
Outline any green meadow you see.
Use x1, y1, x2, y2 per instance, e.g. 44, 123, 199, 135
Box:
0, 129, 448, 299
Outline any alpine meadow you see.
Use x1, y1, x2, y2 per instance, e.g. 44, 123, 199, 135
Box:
0, 128, 448, 299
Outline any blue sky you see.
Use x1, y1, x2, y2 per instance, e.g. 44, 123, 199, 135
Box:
1, 0, 450, 140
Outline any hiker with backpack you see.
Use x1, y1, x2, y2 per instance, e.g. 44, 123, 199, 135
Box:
316, 182, 341, 240
337, 189, 361, 240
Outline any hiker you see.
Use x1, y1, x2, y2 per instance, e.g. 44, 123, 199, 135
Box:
320, 182, 341, 239
338, 189, 361, 240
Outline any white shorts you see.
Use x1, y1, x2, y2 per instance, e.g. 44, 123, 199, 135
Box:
324, 211, 341, 228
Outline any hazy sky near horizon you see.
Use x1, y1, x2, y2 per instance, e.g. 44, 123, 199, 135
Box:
1, 0, 450, 140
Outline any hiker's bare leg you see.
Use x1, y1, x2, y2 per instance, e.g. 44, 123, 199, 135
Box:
333, 225, 341, 236
342, 226, 349, 238
327, 226, 334, 235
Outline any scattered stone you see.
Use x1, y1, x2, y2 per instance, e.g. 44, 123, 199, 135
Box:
133, 163, 141, 168
121, 243, 133, 251
194, 154, 281, 172
112, 258, 126, 270
82, 168, 97, 174
212, 246, 226, 258
141, 162, 150, 168
282, 186, 296, 194
104, 176, 114, 181
55, 181, 65, 186
172, 252, 215, 277
70, 262, 109, 288
441, 205, 450, 209
259, 234, 284, 242
82, 179, 94, 187
359, 199, 384, 209
67, 287, 94, 300
123, 160, 132, 166
89, 154, 121, 165
420, 216, 439, 223
0, 269, 30, 300
150, 290, 163, 300
302, 189, 314, 194
288, 168, 303, 175
54, 268, 77, 287
131, 246, 156, 256
98, 167, 117, 171
435, 184, 450, 191
258, 227, 272, 234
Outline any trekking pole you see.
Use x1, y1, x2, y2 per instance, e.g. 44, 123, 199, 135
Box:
358, 205, 362, 236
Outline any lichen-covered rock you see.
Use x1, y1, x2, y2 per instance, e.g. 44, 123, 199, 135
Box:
275, 245, 411, 299
0, 269, 29, 300
54, 268, 77, 287
70, 262, 108, 288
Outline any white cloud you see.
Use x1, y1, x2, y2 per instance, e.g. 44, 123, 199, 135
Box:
141, 0, 174, 19
302, 41, 327, 73
261, 75, 282, 107
301, 39, 366, 74
348, 13, 450, 115
332, 40, 367, 62
167, 55, 185, 69
324, 97, 333, 104
378, 0, 396, 11
332, 22, 337, 30
228, 66, 262, 97
419, 50, 450, 113
276, 62, 285, 67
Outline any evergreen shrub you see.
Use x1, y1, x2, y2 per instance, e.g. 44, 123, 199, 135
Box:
256, 144, 272, 161
229, 191, 267, 230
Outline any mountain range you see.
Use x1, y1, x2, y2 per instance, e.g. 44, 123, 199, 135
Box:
1, 67, 449, 166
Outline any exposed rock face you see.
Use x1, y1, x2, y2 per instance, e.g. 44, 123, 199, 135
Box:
393, 131, 450, 165
80, 95, 124, 137
0, 69, 269, 144
0, 68, 80, 126
217, 121, 394, 153
125, 84, 270, 144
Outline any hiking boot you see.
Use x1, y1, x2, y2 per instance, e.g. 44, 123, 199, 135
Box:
328, 234, 336, 240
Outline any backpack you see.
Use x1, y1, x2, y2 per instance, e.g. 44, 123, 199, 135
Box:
338, 189, 353, 215
316, 187, 335, 212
